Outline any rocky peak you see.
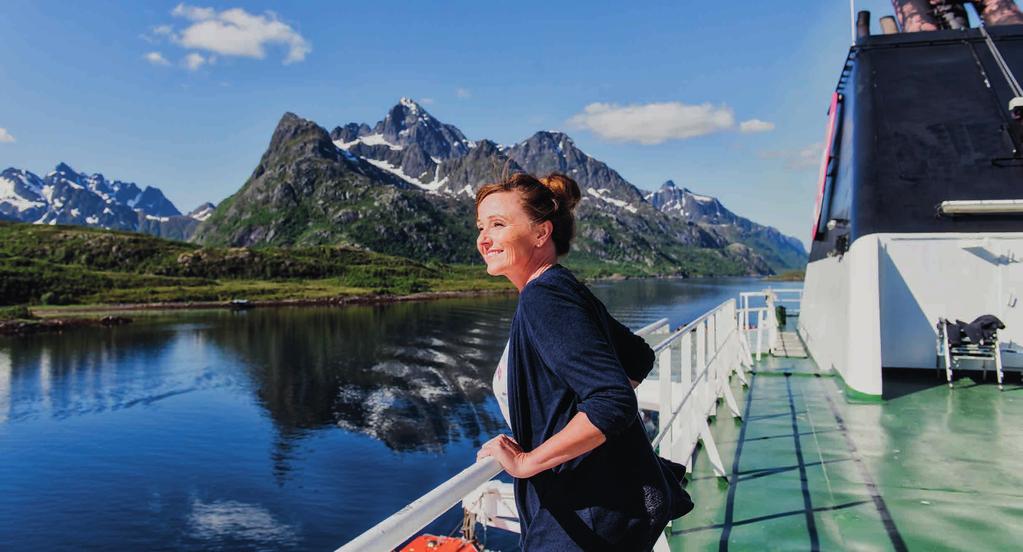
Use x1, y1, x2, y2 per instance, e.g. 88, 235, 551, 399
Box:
51, 162, 83, 184
399, 96, 422, 113
434, 139, 523, 197
1, 168, 45, 196
330, 122, 372, 144
647, 180, 730, 222
188, 202, 217, 221
369, 99, 471, 160
267, 112, 344, 164
505, 131, 646, 208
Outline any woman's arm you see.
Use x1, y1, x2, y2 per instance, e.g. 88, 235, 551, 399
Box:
477, 411, 605, 479
521, 281, 639, 439
606, 313, 656, 384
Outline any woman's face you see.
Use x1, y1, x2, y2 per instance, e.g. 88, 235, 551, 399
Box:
476, 191, 542, 281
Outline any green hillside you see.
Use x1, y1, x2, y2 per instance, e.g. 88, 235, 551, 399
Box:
0, 222, 510, 308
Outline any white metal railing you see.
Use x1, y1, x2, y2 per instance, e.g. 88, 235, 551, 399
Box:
337, 305, 752, 551
637, 299, 748, 481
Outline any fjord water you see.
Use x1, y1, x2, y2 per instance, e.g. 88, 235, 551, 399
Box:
0, 277, 797, 551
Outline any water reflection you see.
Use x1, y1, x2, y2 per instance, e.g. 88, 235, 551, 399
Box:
0, 278, 797, 451
199, 300, 515, 451
187, 499, 300, 548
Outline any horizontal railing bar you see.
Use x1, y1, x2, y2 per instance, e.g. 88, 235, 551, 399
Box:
650, 300, 734, 353
635, 318, 670, 337
336, 459, 503, 552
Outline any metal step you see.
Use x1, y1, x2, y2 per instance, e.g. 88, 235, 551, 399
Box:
772, 330, 808, 358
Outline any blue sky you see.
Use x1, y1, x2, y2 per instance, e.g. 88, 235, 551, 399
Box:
0, 1, 903, 247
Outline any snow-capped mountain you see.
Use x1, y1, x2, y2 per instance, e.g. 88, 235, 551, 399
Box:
0, 163, 210, 241
647, 180, 807, 271
188, 202, 217, 222
0, 168, 47, 223
328, 98, 478, 195
647, 179, 734, 222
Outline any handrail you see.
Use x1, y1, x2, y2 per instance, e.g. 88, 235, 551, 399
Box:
635, 317, 670, 338
335, 459, 503, 552
650, 299, 734, 354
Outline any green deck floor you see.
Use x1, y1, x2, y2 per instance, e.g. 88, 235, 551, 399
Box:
668, 355, 1023, 551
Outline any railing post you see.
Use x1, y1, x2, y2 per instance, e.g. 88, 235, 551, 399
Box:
657, 346, 672, 461
755, 309, 765, 362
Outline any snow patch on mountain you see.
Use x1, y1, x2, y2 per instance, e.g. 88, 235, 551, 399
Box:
586, 188, 638, 213
364, 158, 445, 192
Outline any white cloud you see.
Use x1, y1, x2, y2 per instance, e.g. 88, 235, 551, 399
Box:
739, 118, 775, 133
145, 51, 171, 66
760, 142, 822, 171
169, 4, 311, 64
172, 4, 215, 21
456, 87, 471, 99
184, 52, 207, 70
152, 24, 174, 37
568, 101, 735, 145
0, 128, 14, 143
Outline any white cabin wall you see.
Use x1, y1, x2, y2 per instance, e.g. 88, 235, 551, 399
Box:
799, 250, 851, 383
879, 233, 1023, 369
800, 236, 885, 396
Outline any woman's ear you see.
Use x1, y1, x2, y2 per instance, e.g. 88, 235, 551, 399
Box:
535, 220, 554, 247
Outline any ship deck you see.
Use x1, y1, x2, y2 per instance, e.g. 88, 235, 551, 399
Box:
668, 341, 1023, 550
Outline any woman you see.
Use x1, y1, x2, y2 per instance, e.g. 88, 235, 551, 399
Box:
476, 173, 691, 551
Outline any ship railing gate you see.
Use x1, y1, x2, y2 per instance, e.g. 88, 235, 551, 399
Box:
738, 288, 803, 361
336, 298, 755, 552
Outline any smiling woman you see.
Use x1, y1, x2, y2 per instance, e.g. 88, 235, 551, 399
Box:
474, 173, 692, 551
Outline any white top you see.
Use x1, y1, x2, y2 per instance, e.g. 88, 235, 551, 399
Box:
492, 341, 512, 428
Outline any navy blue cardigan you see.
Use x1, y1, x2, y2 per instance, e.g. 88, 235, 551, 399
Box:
507, 265, 677, 551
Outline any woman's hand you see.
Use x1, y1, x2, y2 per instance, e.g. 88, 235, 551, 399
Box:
478, 413, 607, 480
477, 434, 538, 479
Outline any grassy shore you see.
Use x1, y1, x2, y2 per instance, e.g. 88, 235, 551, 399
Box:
763, 269, 805, 282
0, 222, 513, 324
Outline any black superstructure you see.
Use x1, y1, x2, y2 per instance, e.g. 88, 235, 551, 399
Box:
810, 25, 1023, 263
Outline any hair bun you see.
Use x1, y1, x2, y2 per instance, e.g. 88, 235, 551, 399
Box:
539, 173, 581, 212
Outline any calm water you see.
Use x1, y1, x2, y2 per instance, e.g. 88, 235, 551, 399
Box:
0, 277, 799, 551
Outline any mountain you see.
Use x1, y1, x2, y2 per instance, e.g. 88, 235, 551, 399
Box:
647, 180, 807, 272
195, 100, 803, 276
191, 113, 479, 263
0, 163, 206, 241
